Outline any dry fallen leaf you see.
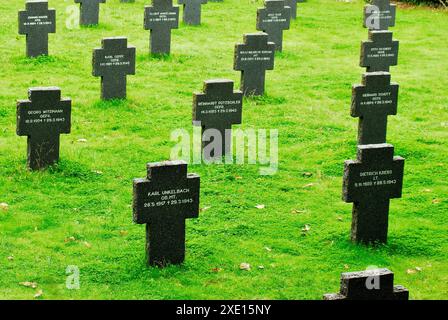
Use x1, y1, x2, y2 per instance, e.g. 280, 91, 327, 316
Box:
255, 204, 265, 209
302, 224, 311, 233
83, 241, 92, 248
432, 199, 441, 204
119, 230, 128, 236
406, 269, 416, 275
65, 236, 76, 243
303, 183, 315, 188
415, 267, 422, 272
77, 138, 87, 143
264, 247, 272, 252
235, 176, 243, 180
34, 290, 43, 299
337, 217, 343, 222
92, 170, 103, 175
302, 172, 313, 178
344, 264, 350, 270
240, 263, 251, 271
7, 256, 14, 261
258, 265, 265, 270
20, 282, 38, 289
200, 206, 211, 212
211, 268, 222, 273
0, 203, 9, 211
291, 209, 306, 214
423, 189, 432, 193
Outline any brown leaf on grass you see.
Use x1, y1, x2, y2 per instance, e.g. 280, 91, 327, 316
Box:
303, 183, 315, 188
20, 282, 38, 289
34, 290, 43, 299
302, 172, 313, 178
235, 176, 243, 180
0, 203, 9, 211
264, 247, 272, 252
211, 268, 222, 273
291, 209, 306, 214
200, 206, 211, 212
77, 138, 87, 143
301, 224, 311, 233
92, 170, 103, 175
344, 264, 350, 270
258, 265, 265, 270
83, 241, 92, 248
255, 204, 265, 209
119, 230, 128, 236
406, 269, 416, 275
240, 263, 251, 271
7, 256, 14, 261
64, 236, 76, 243
432, 199, 441, 204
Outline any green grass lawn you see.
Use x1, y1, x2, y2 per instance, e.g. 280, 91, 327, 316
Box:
0, 0, 447, 300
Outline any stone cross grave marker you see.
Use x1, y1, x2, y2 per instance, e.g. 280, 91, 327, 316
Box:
74, 0, 106, 26
193, 80, 243, 160
178, 0, 207, 25
234, 33, 276, 96
256, 0, 291, 52
324, 269, 409, 300
361, 31, 399, 72
364, 0, 396, 31
18, 1, 56, 58
93, 37, 136, 100
351, 72, 399, 145
133, 160, 200, 267
17, 87, 71, 170
285, 0, 298, 20
343, 144, 404, 244
144, 0, 180, 55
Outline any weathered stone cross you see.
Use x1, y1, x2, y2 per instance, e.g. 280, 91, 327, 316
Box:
324, 269, 409, 300
133, 160, 200, 267
193, 80, 243, 160
343, 144, 405, 244
364, 0, 396, 31
361, 31, 399, 72
144, 0, 180, 55
92, 37, 136, 100
17, 87, 71, 170
351, 72, 399, 145
234, 33, 276, 96
18, 0, 56, 57
256, 0, 291, 52
74, 0, 106, 26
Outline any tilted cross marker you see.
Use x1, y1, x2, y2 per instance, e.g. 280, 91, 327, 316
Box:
256, 0, 291, 52
234, 33, 276, 96
74, 0, 106, 26
18, 0, 56, 58
93, 37, 136, 100
16, 87, 71, 170
133, 160, 200, 267
324, 269, 409, 300
361, 31, 399, 72
178, 0, 207, 25
351, 72, 399, 145
364, 0, 396, 31
144, 0, 180, 55
343, 144, 405, 244
193, 80, 243, 160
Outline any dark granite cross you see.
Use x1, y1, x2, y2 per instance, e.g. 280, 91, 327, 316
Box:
133, 160, 200, 267
256, 0, 291, 52
343, 144, 405, 244
144, 0, 180, 55
92, 37, 136, 100
351, 72, 399, 145
178, 0, 207, 25
324, 269, 409, 300
193, 80, 243, 160
364, 0, 396, 31
16, 87, 71, 170
74, 0, 106, 26
361, 31, 399, 72
234, 33, 276, 96
18, 1, 56, 58
285, 0, 298, 20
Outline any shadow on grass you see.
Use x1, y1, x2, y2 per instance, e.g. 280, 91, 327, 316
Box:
137, 53, 194, 64
244, 94, 287, 106
92, 98, 131, 109
12, 55, 65, 66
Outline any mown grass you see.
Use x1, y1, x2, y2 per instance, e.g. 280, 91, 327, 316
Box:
0, 0, 447, 300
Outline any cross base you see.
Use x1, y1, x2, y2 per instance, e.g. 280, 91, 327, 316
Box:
150, 28, 172, 55
351, 199, 390, 244
101, 75, 127, 100
27, 134, 60, 170
241, 71, 266, 96
146, 218, 186, 267
202, 126, 232, 161
26, 34, 49, 58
